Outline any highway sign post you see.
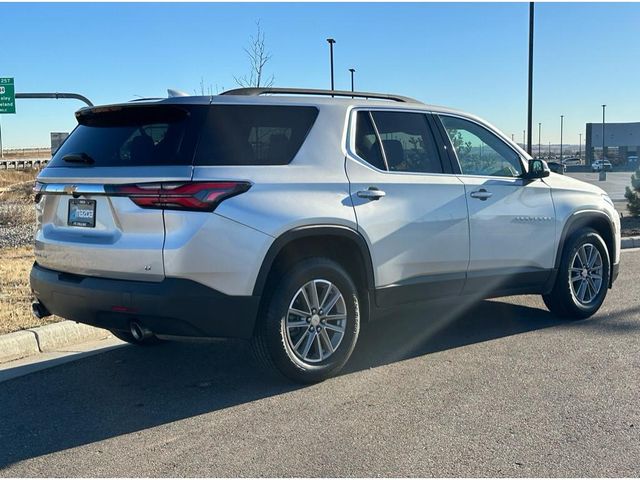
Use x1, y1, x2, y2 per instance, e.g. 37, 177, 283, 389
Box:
0, 77, 16, 158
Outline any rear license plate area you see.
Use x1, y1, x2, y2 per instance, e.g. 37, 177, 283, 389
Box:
68, 199, 96, 227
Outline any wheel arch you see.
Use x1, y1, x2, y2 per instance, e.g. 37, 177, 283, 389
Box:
253, 225, 376, 320
553, 210, 616, 287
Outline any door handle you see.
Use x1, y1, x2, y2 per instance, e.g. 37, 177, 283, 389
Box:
470, 189, 492, 200
357, 187, 386, 200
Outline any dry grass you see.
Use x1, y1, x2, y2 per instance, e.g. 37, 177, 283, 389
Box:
2, 148, 50, 159
0, 169, 38, 190
0, 246, 59, 334
0, 170, 37, 227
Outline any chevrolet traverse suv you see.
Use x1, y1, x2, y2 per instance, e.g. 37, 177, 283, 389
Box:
30, 87, 621, 383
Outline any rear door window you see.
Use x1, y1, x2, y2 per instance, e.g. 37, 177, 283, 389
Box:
195, 105, 318, 166
370, 111, 444, 174
354, 111, 386, 170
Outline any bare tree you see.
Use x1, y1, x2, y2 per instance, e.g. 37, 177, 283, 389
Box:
234, 21, 275, 88
194, 77, 213, 96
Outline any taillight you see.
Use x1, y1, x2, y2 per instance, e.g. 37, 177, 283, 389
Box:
105, 182, 251, 211
33, 182, 44, 203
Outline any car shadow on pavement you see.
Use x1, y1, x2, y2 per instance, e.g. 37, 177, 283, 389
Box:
0, 297, 629, 469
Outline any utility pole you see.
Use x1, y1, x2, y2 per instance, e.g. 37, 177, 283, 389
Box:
602, 104, 606, 160
511, 133, 515, 142
526, 2, 535, 155
579, 133, 582, 161
560, 115, 564, 162
349, 68, 355, 92
326, 38, 336, 93
548, 141, 551, 159
538, 122, 541, 158
523, 130, 526, 147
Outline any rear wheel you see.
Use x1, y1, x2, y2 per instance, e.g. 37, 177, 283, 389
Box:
252, 257, 360, 383
543, 228, 610, 319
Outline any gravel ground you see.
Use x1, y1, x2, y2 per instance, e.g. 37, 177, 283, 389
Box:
0, 203, 35, 249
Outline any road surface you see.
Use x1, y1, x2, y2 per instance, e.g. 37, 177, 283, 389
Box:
1, 250, 639, 477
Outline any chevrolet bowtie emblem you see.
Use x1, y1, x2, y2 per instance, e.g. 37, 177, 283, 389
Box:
63, 185, 78, 194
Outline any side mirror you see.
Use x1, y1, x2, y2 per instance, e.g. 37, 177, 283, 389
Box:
523, 158, 550, 179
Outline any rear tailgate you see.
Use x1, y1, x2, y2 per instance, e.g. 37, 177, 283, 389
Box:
34, 103, 207, 282
35, 167, 193, 282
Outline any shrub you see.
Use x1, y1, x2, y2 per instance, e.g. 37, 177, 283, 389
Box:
625, 167, 640, 217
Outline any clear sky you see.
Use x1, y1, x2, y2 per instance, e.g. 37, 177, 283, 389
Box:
1, 2, 639, 148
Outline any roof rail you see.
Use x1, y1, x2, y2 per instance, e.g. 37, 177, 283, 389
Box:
220, 87, 421, 104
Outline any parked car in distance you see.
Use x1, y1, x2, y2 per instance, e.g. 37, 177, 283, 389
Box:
562, 157, 581, 166
547, 161, 566, 174
30, 87, 622, 383
592, 159, 613, 172
628, 155, 638, 164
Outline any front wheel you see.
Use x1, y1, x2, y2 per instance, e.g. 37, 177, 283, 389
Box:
543, 228, 610, 319
252, 257, 360, 383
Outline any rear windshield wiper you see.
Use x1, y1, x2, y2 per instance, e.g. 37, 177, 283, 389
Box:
62, 153, 95, 165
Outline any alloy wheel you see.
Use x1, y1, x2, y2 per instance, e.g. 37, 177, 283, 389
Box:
569, 243, 604, 305
285, 279, 347, 363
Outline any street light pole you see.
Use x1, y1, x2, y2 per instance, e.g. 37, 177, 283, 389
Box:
526, 2, 535, 155
326, 38, 336, 93
548, 141, 551, 159
579, 133, 582, 161
349, 68, 355, 92
560, 115, 564, 162
523, 130, 526, 147
602, 104, 606, 160
538, 122, 541, 158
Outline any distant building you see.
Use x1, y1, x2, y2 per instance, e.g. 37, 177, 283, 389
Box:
585, 122, 640, 166
50, 132, 69, 155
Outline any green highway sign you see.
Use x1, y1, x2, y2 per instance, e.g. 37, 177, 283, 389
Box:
0, 78, 16, 114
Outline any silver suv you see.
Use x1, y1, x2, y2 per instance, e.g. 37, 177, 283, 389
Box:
30, 88, 621, 382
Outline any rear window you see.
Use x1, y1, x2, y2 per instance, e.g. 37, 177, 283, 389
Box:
49, 104, 318, 168
49, 105, 207, 168
194, 105, 318, 166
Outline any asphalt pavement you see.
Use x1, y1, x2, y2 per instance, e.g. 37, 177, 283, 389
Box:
1, 250, 639, 477
566, 171, 634, 201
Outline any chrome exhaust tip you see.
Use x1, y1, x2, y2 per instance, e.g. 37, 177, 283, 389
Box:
32, 302, 51, 319
130, 321, 153, 341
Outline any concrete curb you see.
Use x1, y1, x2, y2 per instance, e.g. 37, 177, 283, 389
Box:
0, 331, 40, 364
621, 236, 640, 249
0, 321, 110, 364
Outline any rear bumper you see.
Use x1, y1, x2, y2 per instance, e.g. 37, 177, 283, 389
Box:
30, 263, 260, 339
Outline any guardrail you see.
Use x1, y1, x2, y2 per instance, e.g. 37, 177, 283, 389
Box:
0, 159, 49, 170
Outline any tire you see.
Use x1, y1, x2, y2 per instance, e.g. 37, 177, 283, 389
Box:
109, 328, 162, 346
252, 257, 360, 383
543, 228, 610, 319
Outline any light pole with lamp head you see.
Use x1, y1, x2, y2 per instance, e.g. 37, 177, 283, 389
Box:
326, 38, 336, 93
